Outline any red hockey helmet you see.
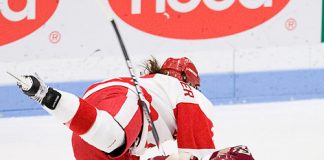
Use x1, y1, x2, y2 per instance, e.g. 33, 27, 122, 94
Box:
161, 57, 200, 88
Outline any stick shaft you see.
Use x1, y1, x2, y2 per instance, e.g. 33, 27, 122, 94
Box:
7, 71, 29, 86
110, 20, 160, 147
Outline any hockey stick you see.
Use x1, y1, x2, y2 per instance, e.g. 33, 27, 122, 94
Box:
110, 20, 160, 148
6, 71, 31, 87
94, 0, 160, 149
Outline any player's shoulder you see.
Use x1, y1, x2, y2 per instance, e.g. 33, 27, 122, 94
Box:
84, 77, 130, 91
140, 73, 180, 82
82, 77, 136, 99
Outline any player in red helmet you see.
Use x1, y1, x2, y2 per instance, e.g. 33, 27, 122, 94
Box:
161, 57, 200, 89
14, 57, 254, 160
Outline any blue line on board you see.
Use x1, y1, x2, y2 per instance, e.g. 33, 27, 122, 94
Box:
1, 69, 324, 118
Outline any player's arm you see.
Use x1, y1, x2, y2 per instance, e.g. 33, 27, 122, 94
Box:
174, 102, 216, 158
173, 82, 216, 159
174, 83, 255, 160
15, 74, 125, 154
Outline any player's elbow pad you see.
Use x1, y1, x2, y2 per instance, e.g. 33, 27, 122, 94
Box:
43, 90, 125, 153
80, 110, 125, 153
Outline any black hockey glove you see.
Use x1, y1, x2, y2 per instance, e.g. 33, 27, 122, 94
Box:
16, 74, 61, 110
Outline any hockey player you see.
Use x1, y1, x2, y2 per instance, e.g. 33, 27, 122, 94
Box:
14, 57, 254, 160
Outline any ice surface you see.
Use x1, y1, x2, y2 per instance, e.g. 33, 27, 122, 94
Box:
0, 99, 323, 160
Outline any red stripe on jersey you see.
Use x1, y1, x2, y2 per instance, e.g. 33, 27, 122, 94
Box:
84, 86, 129, 117
146, 143, 156, 148
174, 103, 215, 149
84, 78, 133, 94
118, 106, 143, 157
69, 99, 97, 135
140, 74, 156, 78
83, 75, 157, 96
140, 86, 159, 131
148, 107, 159, 132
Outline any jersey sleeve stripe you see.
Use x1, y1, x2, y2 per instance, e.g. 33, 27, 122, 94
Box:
69, 99, 98, 135
116, 106, 143, 157
80, 110, 125, 153
83, 82, 137, 99
114, 91, 140, 128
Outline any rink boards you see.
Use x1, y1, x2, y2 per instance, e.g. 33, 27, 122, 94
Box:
1, 0, 324, 117
2, 68, 324, 117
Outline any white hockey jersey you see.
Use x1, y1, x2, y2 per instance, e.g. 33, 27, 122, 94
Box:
45, 74, 217, 160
